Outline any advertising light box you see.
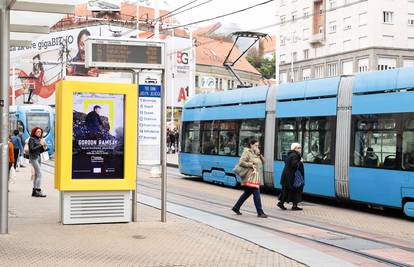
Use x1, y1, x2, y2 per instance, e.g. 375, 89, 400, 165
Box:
55, 81, 137, 191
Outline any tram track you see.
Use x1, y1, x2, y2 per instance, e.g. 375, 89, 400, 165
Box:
138, 178, 413, 267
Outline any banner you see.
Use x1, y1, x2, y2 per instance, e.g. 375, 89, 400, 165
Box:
72, 92, 125, 179
138, 70, 162, 165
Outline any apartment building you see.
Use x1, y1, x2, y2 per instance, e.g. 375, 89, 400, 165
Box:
276, 0, 414, 83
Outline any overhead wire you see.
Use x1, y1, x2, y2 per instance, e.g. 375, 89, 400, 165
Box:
153, 0, 199, 22
161, 0, 214, 21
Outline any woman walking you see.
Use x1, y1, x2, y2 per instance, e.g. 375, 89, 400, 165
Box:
232, 139, 267, 218
277, 142, 305, 211
29, 127, 47, 197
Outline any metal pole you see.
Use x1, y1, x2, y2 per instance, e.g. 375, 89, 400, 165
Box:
132, 70, 139, 222
154, 0, 160, 39
170, 30, 174, 126
0, 5, 10, 235
161, 69, 167, 222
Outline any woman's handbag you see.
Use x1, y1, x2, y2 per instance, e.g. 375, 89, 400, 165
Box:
232, 162, 250, 178
245, 169, 260, 188
40, 151, 49, 163
293, 166, 304, 188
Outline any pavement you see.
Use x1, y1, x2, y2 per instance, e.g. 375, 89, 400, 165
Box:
2, 165, 305, 267
167, 152, 178, 167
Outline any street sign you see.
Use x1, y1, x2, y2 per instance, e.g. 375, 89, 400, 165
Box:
85, 37, 165, 69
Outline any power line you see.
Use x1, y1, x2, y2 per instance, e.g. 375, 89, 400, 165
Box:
153, 0, 199, 22
163, 0, 275, 30
161, 0, 214, 21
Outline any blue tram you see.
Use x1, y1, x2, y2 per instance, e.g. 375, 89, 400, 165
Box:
179, 67, 414, 217
9, 105, 55, 156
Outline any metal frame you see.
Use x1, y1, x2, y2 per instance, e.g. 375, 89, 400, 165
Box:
85, 37, 165, 69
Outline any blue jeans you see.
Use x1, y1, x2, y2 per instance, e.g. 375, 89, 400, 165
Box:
30, 157, 42, 189
233, 187, 264, 215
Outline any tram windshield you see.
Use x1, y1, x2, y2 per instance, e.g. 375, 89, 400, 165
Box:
27, 113, 50, 136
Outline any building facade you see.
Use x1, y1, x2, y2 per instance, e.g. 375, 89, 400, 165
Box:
276, 0, 414, 83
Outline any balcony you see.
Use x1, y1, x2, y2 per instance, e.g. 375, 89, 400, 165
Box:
309, 33, 325, 44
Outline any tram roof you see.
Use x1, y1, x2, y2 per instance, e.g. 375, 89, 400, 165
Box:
184, 86, 269, 109
353, 67, 414, 94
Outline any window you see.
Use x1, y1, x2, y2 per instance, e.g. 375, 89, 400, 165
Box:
302, 28, 310, 40
409, 14, 414, 26
238, 120, 264, 156
329, 0, 336, 9
319, 5, 323, 15
227, 79, 231, 89
280, 72, 288, 83
303, 49, 309, 59
303, 7, 310, 18
403, 59, 414, 67
342, 60, 353, 75
27, 113, 50, 136
343, 39, 352, 51
215, 78, 219, 89
231, 80, 235, 88
280, 35, 286, 46
358, 58, 369, 72
319, 26, 324, 34
328, 43, 336, 54
291, 11, 297, 22
302, 68, 311, 80
359, 36, 368, 48
280, 54, 286, 63
359, 12, 368, 26
182, 121, 201, 153
201, 121, 220, 155
329, 21, 337, 33
195, 76, 199, 87
352, 115, 399, 169
219, 78, 223, 90
327, 63, 338, 77
276, 117, 334, 164
383, 11, 393, 24
403, 118, 414, 170
280, 15, 286, 24
377, 57, 396, 71
343, 17, 352, 30
291, 31, 297, 43
218, 121, 238, 156
292, 52, 297, 62
315, 65, 324, 78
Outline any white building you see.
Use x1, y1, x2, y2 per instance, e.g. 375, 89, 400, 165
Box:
276, 0, 414, 83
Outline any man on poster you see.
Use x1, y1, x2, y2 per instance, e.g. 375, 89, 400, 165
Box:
85, 105, 104, 136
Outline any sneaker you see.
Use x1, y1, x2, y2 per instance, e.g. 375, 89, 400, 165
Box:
277, 202, 287, 210
257, 213, 268, 218
232, 207, 242, 215
291, 206, 303, 211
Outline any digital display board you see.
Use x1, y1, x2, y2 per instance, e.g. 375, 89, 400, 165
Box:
85, 37, 165, 69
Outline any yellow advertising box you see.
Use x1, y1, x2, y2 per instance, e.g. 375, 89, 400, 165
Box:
55, 80, 137, 191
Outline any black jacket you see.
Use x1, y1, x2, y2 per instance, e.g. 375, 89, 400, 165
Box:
280, 150, 305, 190
85, 111, 103, 133
28, 137, 46, 160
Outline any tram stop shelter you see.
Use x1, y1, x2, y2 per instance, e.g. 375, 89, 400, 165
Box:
0, 0, 77, 234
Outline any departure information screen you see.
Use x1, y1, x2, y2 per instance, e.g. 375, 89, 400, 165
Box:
92, 43, 162, 65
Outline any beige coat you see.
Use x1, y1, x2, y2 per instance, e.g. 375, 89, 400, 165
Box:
238, 148, 264, 185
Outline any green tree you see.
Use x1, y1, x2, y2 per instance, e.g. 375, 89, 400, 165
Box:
247, 55, 275, 79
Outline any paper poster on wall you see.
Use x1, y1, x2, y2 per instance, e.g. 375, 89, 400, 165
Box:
138, 70, 162, 165
72, 92, 125, 179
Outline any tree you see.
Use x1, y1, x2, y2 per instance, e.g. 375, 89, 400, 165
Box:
247, 55, 275, 79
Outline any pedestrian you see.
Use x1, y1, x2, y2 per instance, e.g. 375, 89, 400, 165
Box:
174, 129, 179, 150
232, 139, 267, 218
277, 142, 305, 211
169, 130, 176, 153
18, 129, 26, 167
28, 127, 48, 197
10, 129, 23, 171
8, 137, 14, 174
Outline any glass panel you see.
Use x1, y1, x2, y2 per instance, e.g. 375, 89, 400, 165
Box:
186, 121, 200, 131
201, 129, 219, 155
277, 131, 296, 161
279, 120, 296, 130
26, 113, 50, 136
303, 118, 332, 163
405, 119, 414, 130
202, 120, 220, 130
239, 131, 262, 156
220, 121, 238, 130
240, 121, 262, 131
183, 129, 200, 153
218, 130, 238, 156
8, 114, 17, 136
403, 131, 414, 170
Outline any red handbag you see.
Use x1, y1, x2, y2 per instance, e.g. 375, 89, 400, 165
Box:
245, 169, 260, 188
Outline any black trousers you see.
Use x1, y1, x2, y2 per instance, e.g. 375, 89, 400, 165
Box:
13, 149, 19, 169
233, 186, 264, 215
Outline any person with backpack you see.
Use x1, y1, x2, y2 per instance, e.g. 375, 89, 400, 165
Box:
232, 139, 267, 218
10, 129, 23, 171
28, 127, 48, 197
277, 142, 305, 211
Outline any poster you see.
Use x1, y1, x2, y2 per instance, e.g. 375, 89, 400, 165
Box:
138, 70, 162, 165
72, 92, 125, 179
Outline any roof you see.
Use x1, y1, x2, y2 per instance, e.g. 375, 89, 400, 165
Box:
277, 77, 341, 100
195, 36, 260, 75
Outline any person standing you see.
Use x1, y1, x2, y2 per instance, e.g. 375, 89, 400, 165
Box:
8, 137, 14, 174
232, 139, 267, 218
277, 142, 305, 211
10, 130, 23, 171
29, 127, 48, 198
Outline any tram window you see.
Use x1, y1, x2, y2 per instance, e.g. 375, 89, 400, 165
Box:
238, 120, 263, 156
201, 121, 219, 155
27, 113, 50, 136
182, 121, 201, 153
218, 121, 238, 156
276, 119, 302, 161
402, 119, 414, 170
353, 116, 399, 169
8, 114, 17, 136
303, 118, 333, 164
